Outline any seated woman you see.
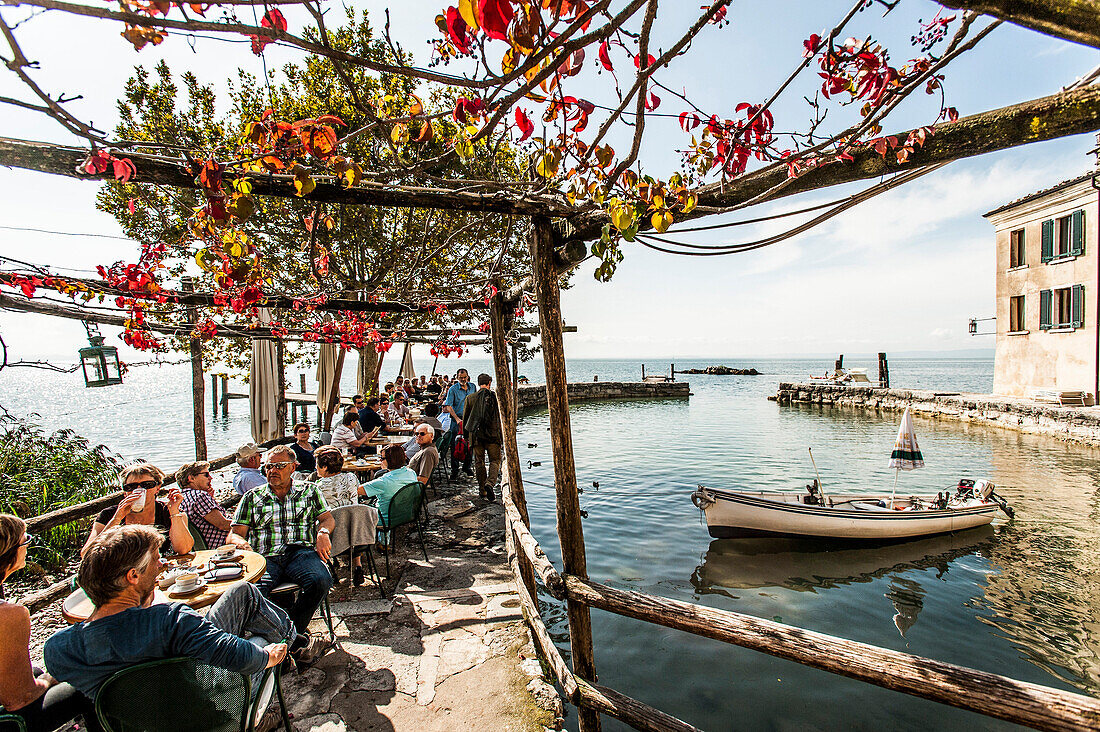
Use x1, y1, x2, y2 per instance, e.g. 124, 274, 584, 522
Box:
331, 411, 375, 455
0, 514, 99, 731
290, 423, 317, 475
81, 463, 193, 557
361, 445, 419, 527
313, 447, 371, 585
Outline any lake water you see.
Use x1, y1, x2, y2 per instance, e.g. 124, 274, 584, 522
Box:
5, 356, 1100, 729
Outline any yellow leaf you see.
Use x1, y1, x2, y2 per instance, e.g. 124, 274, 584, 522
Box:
651, 211, 673, 233
458, 0, 479, 30
682, 193, 697, 213
390, 122, 409, 145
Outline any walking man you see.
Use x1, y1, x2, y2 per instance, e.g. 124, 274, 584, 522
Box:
462, 374, 503, 501
442, 368, 477, 479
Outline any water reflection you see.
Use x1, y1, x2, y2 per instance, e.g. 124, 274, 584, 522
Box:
886, 576, 926, 637
692, 527, 995, 595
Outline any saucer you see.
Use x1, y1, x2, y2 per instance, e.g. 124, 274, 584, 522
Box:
211, 550, 243, 562
168, 579, 208, 596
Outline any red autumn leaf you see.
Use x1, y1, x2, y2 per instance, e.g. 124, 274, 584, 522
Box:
446, 7, 471, 53
478, 0, 514, 41
678, 111, 700, 131
803, 33, 822, 58
262, 8, 287, 32
514, 107, 534, 141
634, 53, 656, 70
111, 157, 137, 183
644, 91, 660, 111
598, 40, 613, 71
315, 115, 346, 127
128, 198, 136, 215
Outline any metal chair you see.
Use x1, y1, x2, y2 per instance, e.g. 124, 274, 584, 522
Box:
187, 520, 209, 552
94, 655, 290, 732
268, 576, 337, 646
376, 482, 428, 577
0, 713, 27, 732
329, 505, 385, 598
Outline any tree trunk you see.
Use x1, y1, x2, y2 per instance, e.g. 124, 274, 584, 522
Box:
940, 0, 1100, 49
181, 277, 207, 460
357, 346, 380, 397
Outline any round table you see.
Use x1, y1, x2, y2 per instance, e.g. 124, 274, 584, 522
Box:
61, 549, 267, 623
342, 457, 383, 474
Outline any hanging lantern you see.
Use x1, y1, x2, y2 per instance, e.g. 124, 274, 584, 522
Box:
79, 323, 122, 388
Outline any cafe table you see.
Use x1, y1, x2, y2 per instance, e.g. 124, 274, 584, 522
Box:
342, 457, 383, 474
61, 549, 267, 623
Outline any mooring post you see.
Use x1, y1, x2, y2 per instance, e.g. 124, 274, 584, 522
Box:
275, 336, 287, 437
878, 352, 890, 388
181, 277, 207, 460
210, 374, 218, 415
530, 215, 600, 732
489, 292, 538, 602
835, 354, 844, 373
220, 374, 229, 416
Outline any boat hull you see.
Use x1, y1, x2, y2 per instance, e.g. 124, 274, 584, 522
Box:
695, 488, 999, 540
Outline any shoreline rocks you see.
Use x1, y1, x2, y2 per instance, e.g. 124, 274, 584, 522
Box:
678, 366, 761, 375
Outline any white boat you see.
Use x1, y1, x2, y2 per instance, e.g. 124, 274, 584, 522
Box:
691, 479, 1012, 540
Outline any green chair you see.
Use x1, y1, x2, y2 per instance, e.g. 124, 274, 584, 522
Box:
188, 520, 209, 552
433, 431, 453, 485
0, 713, 27, 732
377, 482, 428, 577
268, 574, 338, 646
95, 654, 290, 732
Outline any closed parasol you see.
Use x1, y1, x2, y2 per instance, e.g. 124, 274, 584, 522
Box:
249, 308, 280, 443
888, 406, 924, 506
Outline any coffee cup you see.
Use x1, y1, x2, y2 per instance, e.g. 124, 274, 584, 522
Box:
214, 544, 236, 558
175, 572, 200, 591
129, 488, 146, 513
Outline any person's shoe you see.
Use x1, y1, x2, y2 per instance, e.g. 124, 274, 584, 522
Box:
291, 634, 329, 665
353, 566, 366, 586
254, 705, 284, 732
484, 486, 495, 502
463, 468, 475, 477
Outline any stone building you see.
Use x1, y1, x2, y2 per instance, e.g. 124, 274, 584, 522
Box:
984, 172, 1098, 400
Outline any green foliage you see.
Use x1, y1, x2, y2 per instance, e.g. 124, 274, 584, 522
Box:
97, 8, 540, 374
0, 420, 122, 570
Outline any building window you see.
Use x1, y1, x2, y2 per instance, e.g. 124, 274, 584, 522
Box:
1041, 210, 1085, 262
1009, 229, 1025, 268
1009, 295, 1025, 332
1040, 284, 1084, 330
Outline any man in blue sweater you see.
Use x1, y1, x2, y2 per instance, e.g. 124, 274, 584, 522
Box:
44, 526, 323, 730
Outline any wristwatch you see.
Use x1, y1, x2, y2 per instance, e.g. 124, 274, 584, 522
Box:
317, 528, 331, 535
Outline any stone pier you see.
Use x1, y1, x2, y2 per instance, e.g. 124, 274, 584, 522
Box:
774, 382, 1100, 446
517, 380, 690, 411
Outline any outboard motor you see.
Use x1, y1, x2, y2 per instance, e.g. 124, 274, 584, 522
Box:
973, 479, 995, 501
804, 479, 825, 506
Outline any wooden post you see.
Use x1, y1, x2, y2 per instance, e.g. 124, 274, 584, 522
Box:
490, 292, 538, 601
530, 215, 600, 732
511, 343, 520, 409
181, 277, 207, 460
671, 363, 675, 381
835, 354, 844, 372
275, 336, 287, 438
878, 352, 890, 388
300, 373, 307, 393
641, 363, 646, 380
210, 374, 218, 415
220, 374, 229, 416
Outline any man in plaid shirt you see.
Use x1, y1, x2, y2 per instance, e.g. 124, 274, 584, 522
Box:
231, 445, 335, 637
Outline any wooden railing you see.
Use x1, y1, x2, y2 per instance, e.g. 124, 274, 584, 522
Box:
500, 475, 1100, 731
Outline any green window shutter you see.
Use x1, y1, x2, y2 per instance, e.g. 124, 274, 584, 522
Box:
1041, 219, 1054, 262
1040, 289, 1053, 330
1070, 209, 1085, 256
1072, 284, 1085, 328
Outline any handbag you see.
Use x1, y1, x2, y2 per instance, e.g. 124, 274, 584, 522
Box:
452, 423, 470, 462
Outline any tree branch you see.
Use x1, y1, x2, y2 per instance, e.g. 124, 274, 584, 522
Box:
939, 0, 1100, 49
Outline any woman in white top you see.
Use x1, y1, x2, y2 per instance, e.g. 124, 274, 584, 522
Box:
312, 447, 370, 585
331, 411, 375, 454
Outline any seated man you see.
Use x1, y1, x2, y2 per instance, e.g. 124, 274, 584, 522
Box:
332, 410, 374, 454
177, 461, 250, 550
417, 402, 444, 433
231, 446, 335, 637
407, 425, 439, 485
44, 526, 322, 731
358, 396, 386, 435
387, 392, 411, 423
233, 444, 266, 496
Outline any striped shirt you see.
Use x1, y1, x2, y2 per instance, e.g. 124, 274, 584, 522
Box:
180, 487, 229, 549
231, 481, 330, 556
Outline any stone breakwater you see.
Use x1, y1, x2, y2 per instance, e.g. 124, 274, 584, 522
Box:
517, 380, 690, 411
774, 382, 1100, 446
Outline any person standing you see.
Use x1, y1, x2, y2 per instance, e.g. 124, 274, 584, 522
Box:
462, 374, 503, 501
0, 514, 98, 732
231, 446, 335, 638
442, 368, 477, 479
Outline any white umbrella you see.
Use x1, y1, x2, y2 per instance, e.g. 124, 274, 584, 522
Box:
888, 406, 924, 506
315, 340, 344, 428
398, 342, 416, 381
249, 308, 280, 443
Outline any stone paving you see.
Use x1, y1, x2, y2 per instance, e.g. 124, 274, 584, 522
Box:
281, 475, 564, 732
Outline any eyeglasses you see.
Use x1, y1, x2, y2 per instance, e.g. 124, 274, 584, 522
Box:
123, 479, 159, 491
415, 431, 430, 437
266, 461, 295, 470
295, 429, 310, 433
197, 471, 212, 478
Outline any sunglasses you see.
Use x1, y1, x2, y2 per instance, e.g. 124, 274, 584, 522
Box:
19, 533, 35, 547
124, 479, 160, 491
197, 471, 212, 478
295, 429, 310, 433
266, 461, 295, 470
415, 431, 431, 437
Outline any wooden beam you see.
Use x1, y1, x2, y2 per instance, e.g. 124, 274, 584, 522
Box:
530, 214, 600, 732
181, 277, 207, 460
0, 137, 577, 217
502, 493, 566, 600
564, 575, 1100, 732
575, 679, 702, 732
939, 0, 1100, 49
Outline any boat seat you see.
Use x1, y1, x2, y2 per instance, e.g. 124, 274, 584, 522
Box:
849, 500, 891, 512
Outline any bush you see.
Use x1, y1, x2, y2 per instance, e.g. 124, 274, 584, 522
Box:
0, 418, 122, 571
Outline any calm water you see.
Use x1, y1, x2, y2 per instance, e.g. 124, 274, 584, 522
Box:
6, 357, 1100, 729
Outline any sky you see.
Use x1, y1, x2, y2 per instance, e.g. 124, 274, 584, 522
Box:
0, 1, 1097, 366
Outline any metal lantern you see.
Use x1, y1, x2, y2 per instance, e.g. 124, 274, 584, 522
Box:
79, 323, 122, 388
